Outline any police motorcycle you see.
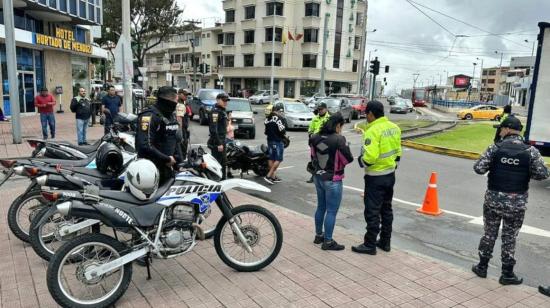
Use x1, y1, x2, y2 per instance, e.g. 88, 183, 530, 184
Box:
4, 138, 135, 243
29, 148, 224, 261
226, 141, 270, 177
42, 159, 282, 308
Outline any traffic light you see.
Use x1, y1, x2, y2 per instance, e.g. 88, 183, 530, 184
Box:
205, 64, 210, 74
385, 65, 390, 73
199, 63, 205, 74
369, 57, 380, 75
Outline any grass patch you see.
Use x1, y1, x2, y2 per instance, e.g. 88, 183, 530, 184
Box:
357, 119, 434, 132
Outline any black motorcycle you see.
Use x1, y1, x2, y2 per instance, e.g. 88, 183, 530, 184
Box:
226, 141, 270, 177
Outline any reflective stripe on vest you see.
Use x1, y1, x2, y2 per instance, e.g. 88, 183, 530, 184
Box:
379, 149, 399, 159
366, 168, 396, 176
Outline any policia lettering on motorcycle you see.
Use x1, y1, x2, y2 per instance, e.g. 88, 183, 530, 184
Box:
472, 116, 549, 285
136, 86, 183, 184
352, 100, 402, 255
208, 93, 230, 179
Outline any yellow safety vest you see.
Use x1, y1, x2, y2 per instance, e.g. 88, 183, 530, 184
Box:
362, 116, 402, 176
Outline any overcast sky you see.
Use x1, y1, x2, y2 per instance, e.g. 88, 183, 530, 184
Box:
177, 0, 550, 93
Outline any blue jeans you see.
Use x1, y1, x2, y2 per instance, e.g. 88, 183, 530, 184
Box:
314, 176, 343, 241
267, 141, 284, 162
40, 112, 55, 139
76, 118, 89, 144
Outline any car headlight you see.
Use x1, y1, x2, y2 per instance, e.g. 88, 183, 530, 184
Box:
241, 118, 253, 124
205, 105, 212, 111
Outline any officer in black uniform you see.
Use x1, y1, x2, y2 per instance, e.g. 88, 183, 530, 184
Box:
207, 93, 229, 180
136, 86, 182, 184
472, 116, 549, 285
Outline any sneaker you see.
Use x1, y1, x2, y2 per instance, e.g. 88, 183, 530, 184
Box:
313, 234, 324, 244
321, 240, 345, 251
272, 176, 282, 183
306, 177, 314, 183
263, 177, 274, 185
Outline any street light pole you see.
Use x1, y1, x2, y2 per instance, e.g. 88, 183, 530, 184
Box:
320, 13, 330, 96
356, 2, 370, 94
185, 20, 202, 94
2, 0, 21, 143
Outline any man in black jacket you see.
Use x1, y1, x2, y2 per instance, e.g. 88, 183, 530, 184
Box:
70, 87, 92, 145
264, 105, 287, 184
208, 93, 229, 179
136, 86, 182, 184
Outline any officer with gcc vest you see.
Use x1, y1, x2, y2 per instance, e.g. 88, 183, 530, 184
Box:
472, 116, 549, 285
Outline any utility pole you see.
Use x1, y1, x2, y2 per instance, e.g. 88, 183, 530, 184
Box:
2, 0, 21, 143
356, 2, 369, 94
185, 20, 202, 94
269, 4, 276, 101
320, 13, 330, 96
121, 0, 133, 113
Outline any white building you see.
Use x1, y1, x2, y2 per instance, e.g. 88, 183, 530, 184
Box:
506, 56, 535, 106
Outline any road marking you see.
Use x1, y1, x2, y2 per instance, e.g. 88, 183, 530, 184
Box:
343, 185, 550, 238
278, 166, 295, 170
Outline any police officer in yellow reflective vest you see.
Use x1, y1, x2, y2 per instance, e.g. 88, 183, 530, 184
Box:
352, 100, 402, 255
307, 102, 330, 183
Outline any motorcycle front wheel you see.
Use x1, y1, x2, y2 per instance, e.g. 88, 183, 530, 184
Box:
7, 189, 47, 242
47, 233, 132, 308
214, 204, 283, 272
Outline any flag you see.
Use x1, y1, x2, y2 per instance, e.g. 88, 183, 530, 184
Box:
294, 33, 303, 41
288, 31, 294, 41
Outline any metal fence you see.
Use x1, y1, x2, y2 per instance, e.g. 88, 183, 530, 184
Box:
432, 99, 496, 109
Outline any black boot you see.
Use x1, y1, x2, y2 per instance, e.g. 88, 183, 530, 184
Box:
376, 239, 391, 252
499, 264, 523, 285
321, 240, 345, 251
313, 234, 324, 244
539, 286, 550, 297
351, 243, 376, 255
471, 254, 490, 278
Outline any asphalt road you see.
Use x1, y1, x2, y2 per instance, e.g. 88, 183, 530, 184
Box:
188, 101, 550, 287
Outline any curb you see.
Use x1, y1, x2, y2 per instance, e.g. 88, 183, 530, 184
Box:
401, 140, 481, 160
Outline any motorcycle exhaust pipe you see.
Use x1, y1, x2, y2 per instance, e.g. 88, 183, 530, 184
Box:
33, 201, 72, 230
192, 223, 205, 241
36, 175, 47, 186
13, 166, 24, 175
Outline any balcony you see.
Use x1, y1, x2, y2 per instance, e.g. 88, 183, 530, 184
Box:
261, 41, 283, 53
240, 19, 256, 30
302, 16, 321, 29
222, 0, 235, 10
240, 43, 257, 54
263, 15, 286, 27
301, 42, 320, 54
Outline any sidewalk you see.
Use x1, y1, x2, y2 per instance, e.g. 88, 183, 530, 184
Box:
0, 185, 548, 307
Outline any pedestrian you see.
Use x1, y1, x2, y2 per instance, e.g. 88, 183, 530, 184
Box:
207, 93, 230, 180
264, 105, 287, 184
307, 102, 330, 183
472, 116, 549, 285
352, 100, 402, 255
70, 87, 92, 145
101, 85, 122, 135
310, 113, 354, 251
176, 88, 191, 159
34, 87, 56, 140
493, 104, 512, 143
135, 86, 182, 184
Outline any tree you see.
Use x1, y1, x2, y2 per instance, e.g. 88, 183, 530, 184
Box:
96, 0, 183, 81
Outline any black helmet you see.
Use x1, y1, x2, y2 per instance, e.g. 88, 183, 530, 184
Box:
96, 143, 123, 175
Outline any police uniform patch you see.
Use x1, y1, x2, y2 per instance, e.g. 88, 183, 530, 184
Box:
212, 112, 219, 123
364, 138, 371, 146
141, 116, 151, 131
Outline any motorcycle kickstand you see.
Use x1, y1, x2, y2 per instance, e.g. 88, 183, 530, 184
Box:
145, 252, 152, 280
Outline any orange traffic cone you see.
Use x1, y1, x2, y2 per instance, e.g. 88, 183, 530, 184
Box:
417, 172, 442, 216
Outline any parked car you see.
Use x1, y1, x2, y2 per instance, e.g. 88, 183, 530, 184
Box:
457, 105, 504, 120
303, 93, 325, 105
349, 97, 367, 119
272, 100, 314, 130
249, 90, 278, 104
227, 98, 256, 139
390, 99, 410, 114
90, 80, 103, 92
320, 98, 353, 123
188, 88, 227, 125
402, 98, 414, 112
132, 83, 145, 98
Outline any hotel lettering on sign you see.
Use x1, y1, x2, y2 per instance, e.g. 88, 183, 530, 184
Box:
35, 27, 92, 54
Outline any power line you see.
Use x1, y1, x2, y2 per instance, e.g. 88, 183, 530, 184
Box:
404, 0, 456, 37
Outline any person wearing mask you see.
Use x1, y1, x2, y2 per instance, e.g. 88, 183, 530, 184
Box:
208, 93, 230, 179
306, 102, 330, 183
264, 105, 287, 184
176, 89, 191, 159
136, 86, 182, 184
70, 87, 92, 145
352, 100, 402, 255
493, 104, 512, 143
101, 85, 122, 135
472, 116, 549, 285
310, 113, 354, 251
34, 87, 56, 140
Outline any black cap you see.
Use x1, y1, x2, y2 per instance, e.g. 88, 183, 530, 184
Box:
365, 100, 385, 117
317, 102, 327, 109
216, 93, 230, 101
273, 105, 284, 112
498, 115, 523, 131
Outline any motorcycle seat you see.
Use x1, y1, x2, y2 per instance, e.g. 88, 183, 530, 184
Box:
249, 144, 267, 157
71, 139, 101, 154
29, 155, 96, 167
99, 178, 175, 205
68, 167, 114, 179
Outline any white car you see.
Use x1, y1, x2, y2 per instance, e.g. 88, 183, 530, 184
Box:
113, 83, 145, 98
249, 90, 279, 104
272, 100, 314, 130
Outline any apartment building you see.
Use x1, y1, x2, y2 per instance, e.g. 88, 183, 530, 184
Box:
481, 66, 509, 101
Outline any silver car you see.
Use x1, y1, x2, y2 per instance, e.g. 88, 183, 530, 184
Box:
273, 100, 314, 130
249, 90, 279, 104
320, 98, 353, 123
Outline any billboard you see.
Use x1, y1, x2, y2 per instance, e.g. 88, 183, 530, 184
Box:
453, 75, 471, 88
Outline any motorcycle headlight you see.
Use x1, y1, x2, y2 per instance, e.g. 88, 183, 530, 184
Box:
241, 118, 253, 124
205, 105, 213, 111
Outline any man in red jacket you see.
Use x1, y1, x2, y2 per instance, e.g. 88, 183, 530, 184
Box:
34, 87, 56, 139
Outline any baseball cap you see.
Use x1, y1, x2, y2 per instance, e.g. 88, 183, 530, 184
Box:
365, 100, 385, 115
317, 102, 328, 109
216, 93, 230, 101
273, 105, 284, 112
498, 115, 523, 131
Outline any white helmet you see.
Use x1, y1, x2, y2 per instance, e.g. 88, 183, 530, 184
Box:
125, 159, 160, 201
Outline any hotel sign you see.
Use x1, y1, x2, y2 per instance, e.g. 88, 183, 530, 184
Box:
35, 27, 92, 54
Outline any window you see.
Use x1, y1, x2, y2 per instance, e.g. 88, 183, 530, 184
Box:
354, 36, 361, 50
225, 33, 235, 45
265, 27, 283, 42
333, 0, 344, 68
88, 3, 95, 20
79, 0, 86, 18
224, 55, 234, 67
217, 33, 224, 44
245, 6, 255, 19
266, 1, 283, 16
305, 2, 320, 17
488, 79, 495, 84
303, 54, 317, 68
244, 30, 255, 44
244, 54, 254, 67
59, 0, 67, 11
49, 0, 56, 8
225, 9, 235, 22
489, 70, 496, 76
217, 55, 223, 66
265, 53, 282, 66
69, 0, 77, 14
356, 13, 362, 26
304, 28, 319, 43
207, 33, 210, 38
352, 60, 358, 72
175, 54, 181, 63
482, 70, 488, 76
488, 88, 494, 92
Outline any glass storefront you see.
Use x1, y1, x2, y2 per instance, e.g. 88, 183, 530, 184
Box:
301, 80, 319, 97
284, 80, 295, 98
71, 55, 89, 97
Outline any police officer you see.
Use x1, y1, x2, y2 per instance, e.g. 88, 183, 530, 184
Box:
472, 116, 549, 285
176, 88, 191, 159
493, 104, 512, 143
136, 86, 182, 184
208, 93, 230, 179
307, 102, 330, 183
352, 100, 401, 255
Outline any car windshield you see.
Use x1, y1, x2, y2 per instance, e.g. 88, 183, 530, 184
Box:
199, 90, 225, 100
322, 99, 341, 107
349, 99, 362, 106
394, 100, 407, 106
227, 99, 252, 112
285, 103, 309, 113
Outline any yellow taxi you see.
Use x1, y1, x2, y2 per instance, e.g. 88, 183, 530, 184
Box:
457, 105, 504, 120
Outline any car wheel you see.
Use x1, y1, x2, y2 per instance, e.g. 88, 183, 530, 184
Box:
346, 114, 351, 123
465, 113, 473, 120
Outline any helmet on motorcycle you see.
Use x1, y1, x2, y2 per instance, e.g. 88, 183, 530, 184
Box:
125, 159, 159, 201
96, 142, 123, 174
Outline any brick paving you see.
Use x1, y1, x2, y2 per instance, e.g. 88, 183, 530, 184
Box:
0, 113, 549, 307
